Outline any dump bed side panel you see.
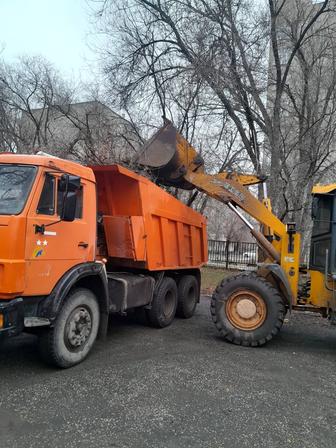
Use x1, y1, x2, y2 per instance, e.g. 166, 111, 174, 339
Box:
140, 180, 207, 270
91, 164, 207, 270
103, 215, 146, 261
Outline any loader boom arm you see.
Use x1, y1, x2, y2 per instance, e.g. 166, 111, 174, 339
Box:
137, 122, 288, 263
183, 170, 286, 262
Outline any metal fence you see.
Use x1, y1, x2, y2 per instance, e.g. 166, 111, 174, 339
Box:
208, 240, 258, 270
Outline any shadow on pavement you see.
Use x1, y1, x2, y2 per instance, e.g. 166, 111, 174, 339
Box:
1, 308, 336, 372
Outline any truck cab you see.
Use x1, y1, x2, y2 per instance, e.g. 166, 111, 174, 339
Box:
0, 154, 97, 300
0, 154, 110, 367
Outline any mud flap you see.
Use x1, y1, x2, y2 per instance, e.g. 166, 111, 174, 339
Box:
257, 264, 293, 311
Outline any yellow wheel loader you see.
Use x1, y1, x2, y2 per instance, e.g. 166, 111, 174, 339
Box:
138, 121, 336, 346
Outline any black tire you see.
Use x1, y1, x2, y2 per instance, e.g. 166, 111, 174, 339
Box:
146, 277, 178, 328
38, 288, 100, 368
176, 275, 199, 318
211, 273, 286, 347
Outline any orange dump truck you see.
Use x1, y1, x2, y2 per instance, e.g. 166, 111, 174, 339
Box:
0, 154, 207, 367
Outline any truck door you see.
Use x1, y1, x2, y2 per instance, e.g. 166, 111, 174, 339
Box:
25, 171, 96, 296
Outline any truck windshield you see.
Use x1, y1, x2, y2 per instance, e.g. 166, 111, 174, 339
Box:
0, 164, 37, 215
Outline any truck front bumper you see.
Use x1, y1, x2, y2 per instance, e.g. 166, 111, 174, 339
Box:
0, 298, 24, 340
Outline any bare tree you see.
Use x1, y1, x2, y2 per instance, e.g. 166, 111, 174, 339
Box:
0, 55, 73, 153
0, 56, 143, 166
93, 0, 336, 240
266, 0, 336, 252
43, 100, 142, 164
92, 0, 250, 174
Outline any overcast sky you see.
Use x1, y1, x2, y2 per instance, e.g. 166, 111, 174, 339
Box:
0, 0, 96, 81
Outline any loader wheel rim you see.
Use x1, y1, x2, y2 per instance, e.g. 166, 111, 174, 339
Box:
226, 290, 267, 330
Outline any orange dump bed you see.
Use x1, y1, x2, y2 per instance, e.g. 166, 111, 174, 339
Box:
91, 164, 208, 271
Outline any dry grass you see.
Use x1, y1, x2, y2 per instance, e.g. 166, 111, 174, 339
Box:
201, 266, 238, 295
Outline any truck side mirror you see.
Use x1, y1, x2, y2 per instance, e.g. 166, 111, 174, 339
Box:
59, 174, 81, 193
59, 174, 81, 222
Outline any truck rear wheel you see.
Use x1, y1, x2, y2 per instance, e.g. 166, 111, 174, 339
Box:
38, 288, 100, 368
146, 277, 178, 328
176, 275, 199, 318
211, 273, 286, 346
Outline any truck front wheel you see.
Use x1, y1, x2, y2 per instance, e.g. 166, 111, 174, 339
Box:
38, 288, 100, 368
211, 273, 286, 346
146, 277, 178, 328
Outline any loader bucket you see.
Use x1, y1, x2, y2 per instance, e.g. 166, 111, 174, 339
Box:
137, 121, 204, 190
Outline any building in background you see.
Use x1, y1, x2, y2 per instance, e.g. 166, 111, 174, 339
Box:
20, 101, 142, 164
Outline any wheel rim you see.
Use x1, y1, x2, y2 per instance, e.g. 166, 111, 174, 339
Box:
226, 290, 267, 330
64, 306, 93, 352
163, 290, 175, 319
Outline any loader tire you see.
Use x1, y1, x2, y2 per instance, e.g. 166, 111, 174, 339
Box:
38, 288, 100, 368
146, 277, 178, 328
211, 273, 286, 347
176, 275, 199, 318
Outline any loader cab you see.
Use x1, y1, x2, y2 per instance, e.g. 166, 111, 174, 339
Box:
310, 185, 336, 275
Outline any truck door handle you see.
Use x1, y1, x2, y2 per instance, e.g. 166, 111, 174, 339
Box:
78, 242, 89, 248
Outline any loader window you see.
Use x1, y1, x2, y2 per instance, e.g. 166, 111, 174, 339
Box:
312, 196, 332, 236
310, 239, 330, 268
310, 194, 334, 271
0, 164, 37, 215
37, 174, 55, 215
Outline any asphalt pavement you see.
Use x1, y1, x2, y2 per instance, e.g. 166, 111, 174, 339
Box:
0, 296, 336, 448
